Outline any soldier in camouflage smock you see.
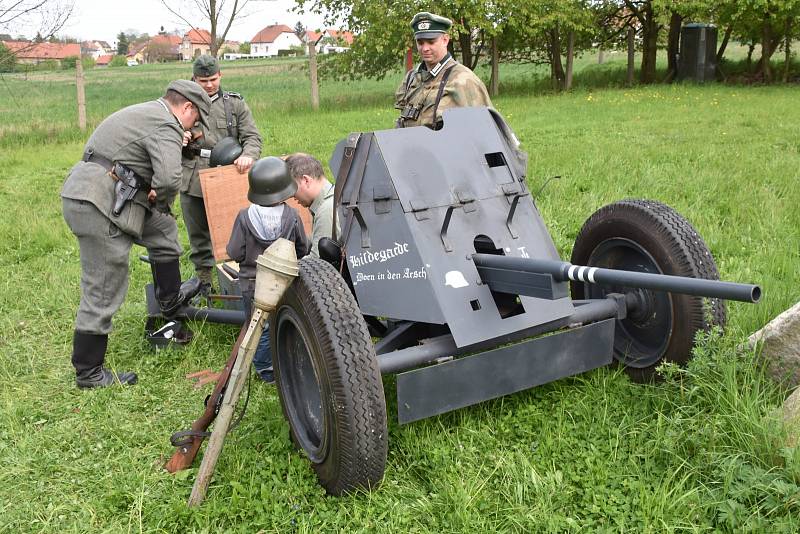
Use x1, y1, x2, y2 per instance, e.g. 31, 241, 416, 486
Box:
182, 55, 263, 291
394, 12, 493, 129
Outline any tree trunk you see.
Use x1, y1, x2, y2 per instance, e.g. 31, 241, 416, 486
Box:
549, 26, 565, 90
565, 31, 575, 90
490, 35, 499, 97
746, 42, 755, 69
716, 25, 732, 63
627, 28, 635, 86
210, 0, 218, 56
640, 4, 659, 84
761, 13, 773, 82
665, 12, 683, 82
784, 19, 791, 83
598, 46, 604, 64
458, 30, 473, 70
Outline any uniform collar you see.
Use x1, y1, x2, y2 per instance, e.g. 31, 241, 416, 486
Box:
156, 97, 182, 127
310, 180, 334, 216
418, 53, 453, 78
210, 90, 221, 103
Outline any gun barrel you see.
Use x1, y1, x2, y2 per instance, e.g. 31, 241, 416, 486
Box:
472, 254, 761, 303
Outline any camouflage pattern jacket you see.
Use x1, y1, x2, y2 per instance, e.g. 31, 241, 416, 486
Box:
394, 57, 493, 129
181, 90, 262, 197
61, 99, 184, 238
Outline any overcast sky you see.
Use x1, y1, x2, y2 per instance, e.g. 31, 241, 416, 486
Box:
55, 0, 328, 44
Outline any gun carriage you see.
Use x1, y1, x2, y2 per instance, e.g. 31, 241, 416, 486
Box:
263, 107, 760, 495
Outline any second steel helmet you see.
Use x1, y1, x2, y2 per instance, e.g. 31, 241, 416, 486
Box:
209, 136, 243, 167
247, 157, 297, 206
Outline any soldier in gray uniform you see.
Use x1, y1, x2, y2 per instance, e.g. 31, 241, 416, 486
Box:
182, 55, 263, 292
394, 12, 493, 129
61, 80, 212, 389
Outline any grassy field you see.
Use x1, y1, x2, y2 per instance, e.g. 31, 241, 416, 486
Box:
1, 56, 799, 532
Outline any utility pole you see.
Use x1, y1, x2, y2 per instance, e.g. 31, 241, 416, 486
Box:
76, 57, 86, 131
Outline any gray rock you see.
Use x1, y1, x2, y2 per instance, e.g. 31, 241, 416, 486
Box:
782, 387, 800, 448
750, 301, 800, 388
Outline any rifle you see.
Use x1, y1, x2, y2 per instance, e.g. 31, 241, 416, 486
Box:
164, 324, 248, 473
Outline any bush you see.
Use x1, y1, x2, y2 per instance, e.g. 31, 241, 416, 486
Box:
61, 55, 79, 69
109, 55, 127, 67
82, 57, 96, 70
0, 42, 15, 72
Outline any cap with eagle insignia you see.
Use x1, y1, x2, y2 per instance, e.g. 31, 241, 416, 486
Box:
411, 12, 452, 39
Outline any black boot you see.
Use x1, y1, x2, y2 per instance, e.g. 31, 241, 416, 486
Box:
72, 331, 137, 389
151, 260, 202, 318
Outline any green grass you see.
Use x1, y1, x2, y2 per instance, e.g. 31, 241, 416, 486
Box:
1, 57, 799, 532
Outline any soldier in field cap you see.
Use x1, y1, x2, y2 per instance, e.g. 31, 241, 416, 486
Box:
394, 11, 493, 129
61, 80, 212, 388
181, 54, 263, 294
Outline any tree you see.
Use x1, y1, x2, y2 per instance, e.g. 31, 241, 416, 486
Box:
294, 21, 305, 40
160, 0, 251, 56
0, 0, 73, 43
0, 41, 15, 72
238, 41, 250, 54
116, 32, 129, 55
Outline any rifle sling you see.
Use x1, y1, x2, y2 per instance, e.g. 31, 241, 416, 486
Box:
222, 92, 235, 138
331, 133, 361, 242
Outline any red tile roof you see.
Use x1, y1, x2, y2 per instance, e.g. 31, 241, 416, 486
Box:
184, 29, 212, 45
2, 41, 81, 60
95, 54, 113, 65
251, 24, 294, 44
327, 30, 354, 45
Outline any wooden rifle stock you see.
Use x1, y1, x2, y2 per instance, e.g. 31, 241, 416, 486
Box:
164, 325, 248, 473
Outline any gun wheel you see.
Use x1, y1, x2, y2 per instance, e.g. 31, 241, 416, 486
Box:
570, 199, 726, 381
271, 256, 387, 495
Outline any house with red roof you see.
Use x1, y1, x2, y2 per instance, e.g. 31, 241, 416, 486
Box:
305, 28, 354, 54
2, 41, 81, 66
95, 54, 114, 67
180, 28, 213, 60
250, 24, 301, 57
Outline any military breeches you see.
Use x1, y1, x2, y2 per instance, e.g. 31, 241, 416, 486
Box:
63, 198, 182, 334
180, 192, 214, 272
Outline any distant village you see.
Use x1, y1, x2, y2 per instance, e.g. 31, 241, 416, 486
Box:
0, 24, 354, 69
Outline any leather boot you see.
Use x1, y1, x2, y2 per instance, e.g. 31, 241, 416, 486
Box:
72, 331, 137, 389
151, 260, 202, 318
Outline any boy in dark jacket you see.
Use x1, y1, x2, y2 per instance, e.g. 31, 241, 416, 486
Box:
226, 157, 309, 381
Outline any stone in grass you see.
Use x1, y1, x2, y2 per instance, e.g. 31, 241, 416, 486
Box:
782, 386, 800, 448
749, 301, 800, 388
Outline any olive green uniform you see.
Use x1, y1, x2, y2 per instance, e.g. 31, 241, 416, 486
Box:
308, 180, 336, 257
394, 56, 493, 129
180, 91, 262, 275
61, 98, 187, 335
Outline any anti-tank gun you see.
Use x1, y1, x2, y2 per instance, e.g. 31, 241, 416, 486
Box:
267, 107, 761, 495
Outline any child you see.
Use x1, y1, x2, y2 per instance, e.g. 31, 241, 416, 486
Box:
226, 156, 309, 381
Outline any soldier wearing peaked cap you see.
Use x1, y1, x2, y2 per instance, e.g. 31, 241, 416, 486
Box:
394, 12, 493, 129
182, 54, 263, 293
61, 80, 211, 389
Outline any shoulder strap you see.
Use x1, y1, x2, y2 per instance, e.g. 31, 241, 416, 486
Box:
431, 65, 455, 130
222, 92, 234, 137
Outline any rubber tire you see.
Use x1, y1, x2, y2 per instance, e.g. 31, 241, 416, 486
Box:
270, 256, 387, 495
570, 199, 726, 381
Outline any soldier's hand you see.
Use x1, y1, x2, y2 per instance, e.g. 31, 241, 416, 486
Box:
234, 155, 254, 174
147, 189, 157, 204
182, 131, 192, 147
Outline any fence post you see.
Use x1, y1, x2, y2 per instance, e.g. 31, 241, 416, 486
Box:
76, 58, 86, 131
308, 40, 319, 111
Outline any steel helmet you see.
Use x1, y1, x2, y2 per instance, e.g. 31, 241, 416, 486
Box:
209, 136, 243, 167
247, 157, 297, 206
